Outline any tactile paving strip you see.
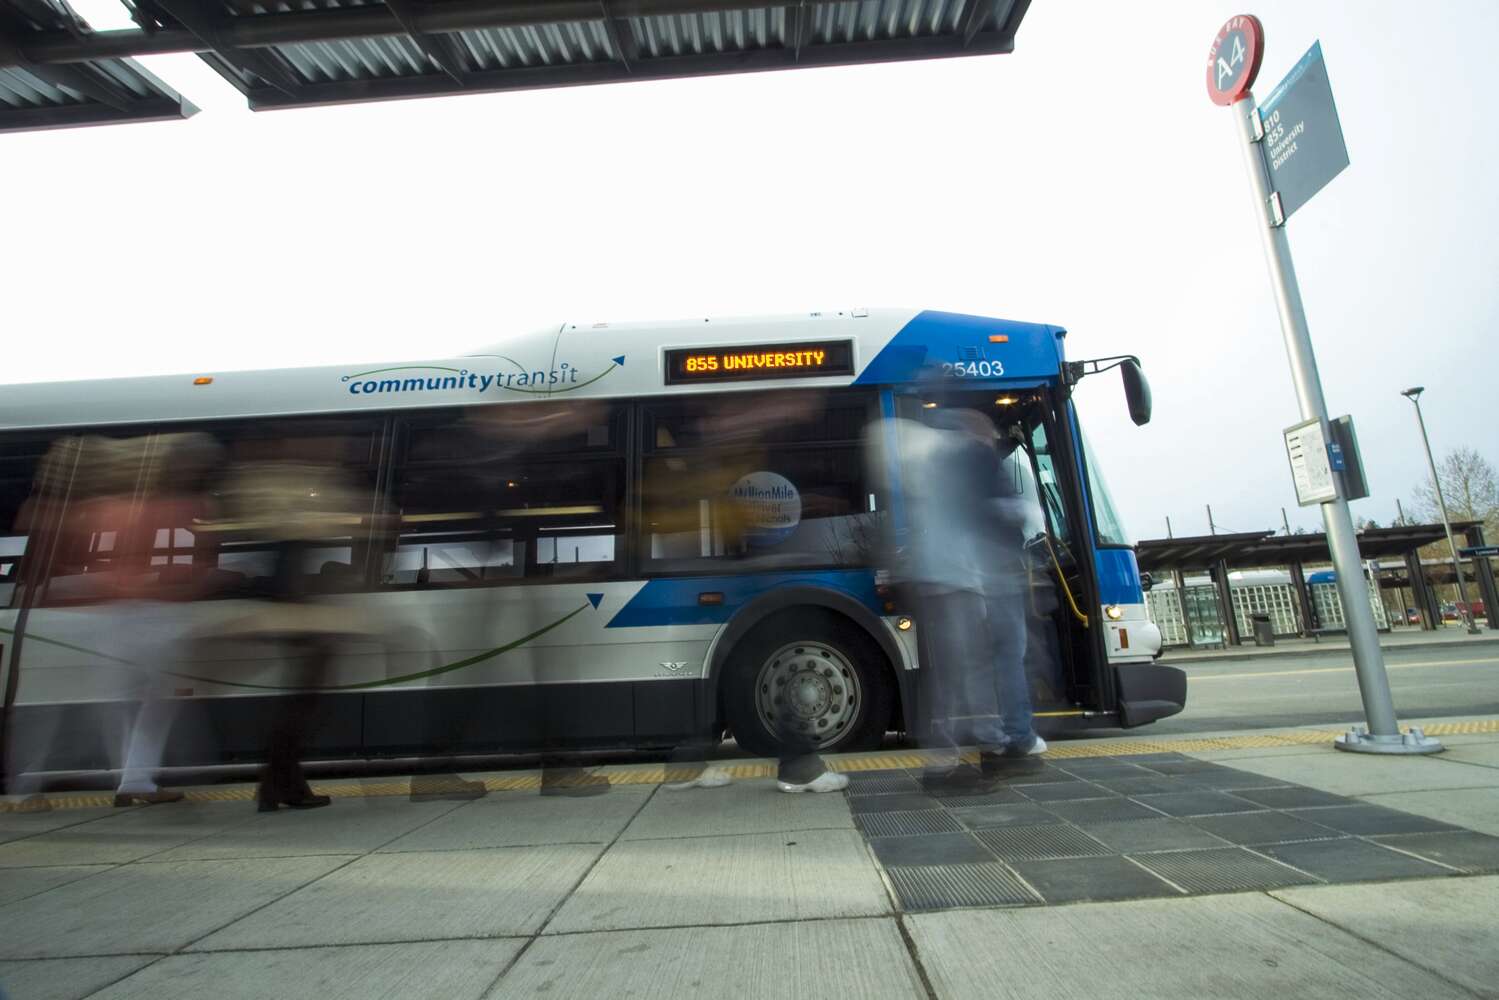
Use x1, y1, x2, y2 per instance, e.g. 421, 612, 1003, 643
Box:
845, 772, 921, 796
885, 862, 1042, 910
8, 717, 1499, 813
975, 824, 1111, 861
1129, 847, 1318, 893
857, 809, 965, 838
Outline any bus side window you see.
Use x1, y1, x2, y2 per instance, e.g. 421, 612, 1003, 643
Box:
0, 435, 60, 609
386, 403, 624, 587
642, 390, 877, 571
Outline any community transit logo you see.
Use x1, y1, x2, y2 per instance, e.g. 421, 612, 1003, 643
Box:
340, 354, 624, 397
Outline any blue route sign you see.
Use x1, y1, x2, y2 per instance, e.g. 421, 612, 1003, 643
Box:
1461, 546, 1499, 558
1259, 42, 1349, 221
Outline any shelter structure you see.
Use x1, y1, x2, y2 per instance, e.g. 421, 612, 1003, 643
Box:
1, 0, 196, 131
3, 0, 1031, 130
1136, 521, 1498, 647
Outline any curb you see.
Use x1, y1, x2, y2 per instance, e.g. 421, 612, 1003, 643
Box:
1162, 635, 1499, 666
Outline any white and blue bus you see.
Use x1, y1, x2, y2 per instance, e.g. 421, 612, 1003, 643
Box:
0, 309, 1183, 771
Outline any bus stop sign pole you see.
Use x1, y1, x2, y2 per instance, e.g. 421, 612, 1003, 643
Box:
1208, 14, 1441, 754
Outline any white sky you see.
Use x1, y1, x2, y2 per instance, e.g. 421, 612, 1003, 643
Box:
4, 0, 1496, 541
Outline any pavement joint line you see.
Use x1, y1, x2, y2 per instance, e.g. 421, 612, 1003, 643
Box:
894, 913, 941, 1000
478, 776, 664, 995
8, 718, 1499, 814
1266, 888, 1490, 1000
168, 933, 535, 956
155, 852, 367, 962
1357, 784, 1499, 799
617, 825, 855, 844
1118, 853, 1190, 895
531, 911, 899, 939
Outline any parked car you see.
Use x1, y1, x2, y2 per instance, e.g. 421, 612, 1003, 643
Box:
1405, 608, 1422, 624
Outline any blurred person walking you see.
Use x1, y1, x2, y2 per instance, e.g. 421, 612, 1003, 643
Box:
2, 434, 221, 804
214, 460, 370, 811
99, 433, 224, 805
893, 403, 1043, 770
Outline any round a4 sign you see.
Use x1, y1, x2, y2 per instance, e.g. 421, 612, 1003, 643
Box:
1206, 14, 1265, 106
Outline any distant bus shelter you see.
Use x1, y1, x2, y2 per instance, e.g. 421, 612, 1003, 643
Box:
1136, 522, 1499, 648
2, 0, 1031, 131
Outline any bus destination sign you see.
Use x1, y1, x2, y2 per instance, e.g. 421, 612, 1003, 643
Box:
664, 340, 854, 385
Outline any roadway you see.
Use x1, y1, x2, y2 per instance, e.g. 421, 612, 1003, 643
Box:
1144, 642, 1499, 736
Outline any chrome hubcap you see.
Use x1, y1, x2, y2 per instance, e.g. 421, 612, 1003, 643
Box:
754, 641, 862, 751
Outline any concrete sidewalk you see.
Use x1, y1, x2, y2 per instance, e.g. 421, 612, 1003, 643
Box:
2, 719, 1498, 1000
1161, 625, 1499, 665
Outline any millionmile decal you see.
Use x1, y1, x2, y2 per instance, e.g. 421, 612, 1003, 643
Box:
341, 355, 624, 397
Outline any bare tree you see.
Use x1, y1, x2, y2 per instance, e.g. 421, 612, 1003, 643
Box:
1407, 448, 1499, 605
1410, 447, 1499, 537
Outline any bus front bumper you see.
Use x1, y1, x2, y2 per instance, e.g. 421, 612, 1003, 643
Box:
1114, 662, 1187, 727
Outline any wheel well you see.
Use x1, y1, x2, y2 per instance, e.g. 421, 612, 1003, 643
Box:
715, 605, 902, 731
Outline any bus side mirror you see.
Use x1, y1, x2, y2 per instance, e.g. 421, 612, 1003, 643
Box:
1139, 571, 1154, 592
1121, 359, 1152, 426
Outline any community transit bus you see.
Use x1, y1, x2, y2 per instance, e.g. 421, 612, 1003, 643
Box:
0, 309, 1185, 771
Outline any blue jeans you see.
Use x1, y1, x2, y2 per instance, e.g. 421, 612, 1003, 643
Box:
978, 591, 1036, 753
920, 587, 1035, 753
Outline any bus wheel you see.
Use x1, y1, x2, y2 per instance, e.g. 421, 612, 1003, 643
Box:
724, 610, 892, 757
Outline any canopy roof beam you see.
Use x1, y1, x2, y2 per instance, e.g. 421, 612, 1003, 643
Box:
382, 0, 470, 85
10, 0, 856, 66
134, 0, 301, 96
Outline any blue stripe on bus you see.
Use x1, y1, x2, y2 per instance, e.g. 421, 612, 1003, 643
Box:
604, 570, 881, 628
854, 310, 1063, 385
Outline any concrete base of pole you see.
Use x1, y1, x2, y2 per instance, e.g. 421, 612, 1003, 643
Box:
1333, 725, 1445, 755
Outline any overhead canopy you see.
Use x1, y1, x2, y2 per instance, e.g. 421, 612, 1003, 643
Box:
0, 0, 195, 132
1136, 522, 1484, 574
1, 0, 1031, 125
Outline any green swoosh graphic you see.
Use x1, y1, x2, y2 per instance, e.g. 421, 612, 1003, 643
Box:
340, 365, 464, 382
0, 602, 588, 693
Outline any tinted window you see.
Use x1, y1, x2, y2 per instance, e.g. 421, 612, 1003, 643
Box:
643, 390, 877, 571
384, 401, 624, 587
0, 434, 62, 608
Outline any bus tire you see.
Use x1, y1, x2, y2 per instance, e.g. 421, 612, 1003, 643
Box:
722, 609, 893, 758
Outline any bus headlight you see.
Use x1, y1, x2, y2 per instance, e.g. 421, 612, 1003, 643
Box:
897, 616, 913, 631
1104, 605, 1124, 621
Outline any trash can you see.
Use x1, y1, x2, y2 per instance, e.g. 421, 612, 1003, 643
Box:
1251, 613, 1275, 646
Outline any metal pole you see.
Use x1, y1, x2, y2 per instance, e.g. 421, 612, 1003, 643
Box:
1231, 94, 1438, 754
1395, 497, 1406, 526
1406, 393, 1481, 634
1166, 515, 1174, 539
1282, 507, 1292, 535
1207, 504, 1216, 535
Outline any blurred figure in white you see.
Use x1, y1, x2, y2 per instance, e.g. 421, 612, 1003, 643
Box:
888, 401, 1043, 771
93, 433, 223, 805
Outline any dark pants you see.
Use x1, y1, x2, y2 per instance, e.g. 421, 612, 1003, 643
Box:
260, 634, 331, 800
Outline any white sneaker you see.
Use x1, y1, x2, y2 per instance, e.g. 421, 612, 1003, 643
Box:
1025, 736, 1048, 756
665, 765, 733, 790
777, 770, 850, 794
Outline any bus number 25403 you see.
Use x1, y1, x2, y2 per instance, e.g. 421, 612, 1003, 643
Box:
941, 360, 1005, 377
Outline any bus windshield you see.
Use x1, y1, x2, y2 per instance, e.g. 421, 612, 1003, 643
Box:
1080, 429, 1130, 546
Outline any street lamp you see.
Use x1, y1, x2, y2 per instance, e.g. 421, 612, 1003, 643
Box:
1401, 387, 1481, 634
